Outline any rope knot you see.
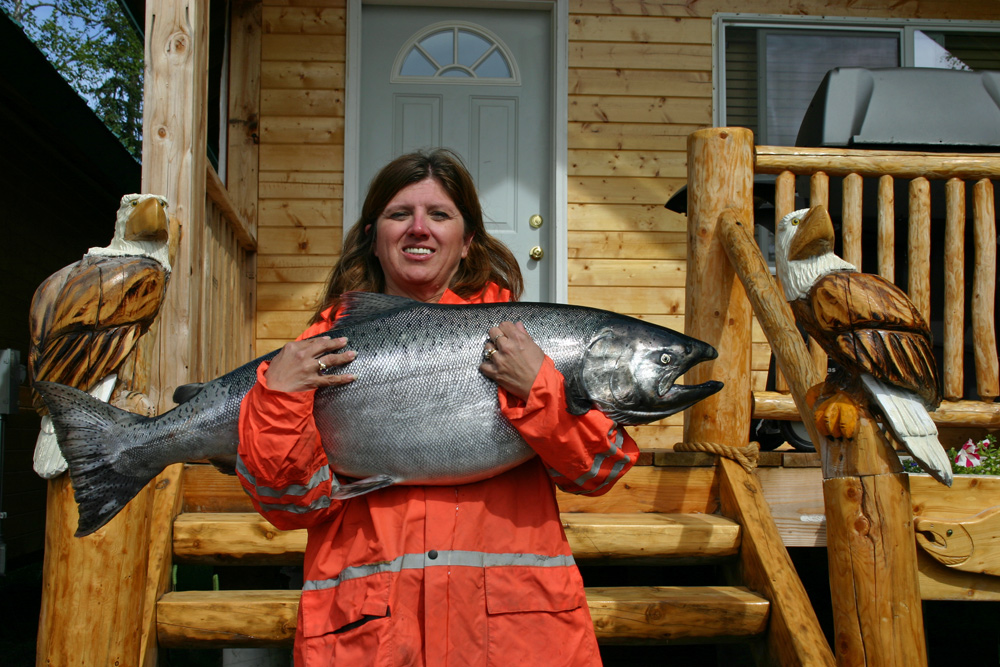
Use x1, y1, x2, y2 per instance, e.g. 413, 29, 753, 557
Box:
674, 440, 761, 473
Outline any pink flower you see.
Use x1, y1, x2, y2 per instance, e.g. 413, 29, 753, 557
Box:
954, 439, 982, 468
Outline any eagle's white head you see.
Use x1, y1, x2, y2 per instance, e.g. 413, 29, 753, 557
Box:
774, 206, 855, 302
86, 193, 174, 272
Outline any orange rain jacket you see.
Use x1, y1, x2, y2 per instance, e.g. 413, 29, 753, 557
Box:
236, 284, 639, 666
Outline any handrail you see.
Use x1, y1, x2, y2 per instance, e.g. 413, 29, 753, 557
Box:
206, 164, 257, 251
756, 145, 1000, 180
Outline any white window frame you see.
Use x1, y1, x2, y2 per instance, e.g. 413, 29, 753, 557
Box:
392, 20, 521, 85
712, 13, 1000, 141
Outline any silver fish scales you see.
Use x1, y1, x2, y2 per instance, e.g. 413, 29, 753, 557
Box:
35, 292, 723, 536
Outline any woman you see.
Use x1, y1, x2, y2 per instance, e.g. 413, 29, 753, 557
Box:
236, 149, 639, 665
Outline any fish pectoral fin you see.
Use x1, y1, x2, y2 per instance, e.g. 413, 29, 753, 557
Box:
208, 455, 238, 475
330, 474, 395, 499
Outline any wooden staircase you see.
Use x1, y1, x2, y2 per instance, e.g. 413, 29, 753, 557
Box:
154, 455, 834, 664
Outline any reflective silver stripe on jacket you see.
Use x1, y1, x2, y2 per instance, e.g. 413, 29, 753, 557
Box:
303, 550, 577, 592
236, 455, 333, 513
548, 425, 627, 494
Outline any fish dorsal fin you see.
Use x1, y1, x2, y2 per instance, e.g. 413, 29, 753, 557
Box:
173, 382, 206, 404
336, 291, 418, 327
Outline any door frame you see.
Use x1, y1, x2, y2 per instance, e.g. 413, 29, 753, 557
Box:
343, 0, 569, 303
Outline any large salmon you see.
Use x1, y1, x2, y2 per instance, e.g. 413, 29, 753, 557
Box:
35, 292, 722, 536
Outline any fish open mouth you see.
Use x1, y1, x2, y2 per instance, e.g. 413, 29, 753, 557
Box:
602, 379, 723, 426
660, 379, 724, 402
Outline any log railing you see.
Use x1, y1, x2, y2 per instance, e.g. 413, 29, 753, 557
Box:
751, 145, 1000, 426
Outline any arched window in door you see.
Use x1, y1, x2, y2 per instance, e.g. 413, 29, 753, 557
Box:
392, 21, 520, 85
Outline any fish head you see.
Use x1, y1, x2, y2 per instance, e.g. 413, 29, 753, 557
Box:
577, 319, 723, 425
914, 516, 973, 566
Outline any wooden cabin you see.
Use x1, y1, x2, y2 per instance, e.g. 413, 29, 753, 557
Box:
23, 0, 1000, 664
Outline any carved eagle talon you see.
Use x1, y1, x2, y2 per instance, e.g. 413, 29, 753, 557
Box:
814, 391, 859, 440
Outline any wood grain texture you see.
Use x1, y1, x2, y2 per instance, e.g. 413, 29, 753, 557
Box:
156, 585, 770, 647
571, 0, 1000, 18
943, 178, 966, 400
37, 473, 154, 665
908, 177, 932, 322
792, 271, 940, 407
718, 457, 835, 666
712, 155, 928, 664
752, 392, 1000, 428
972, 179, 998, 400
587, 585, 769, 643
756, 146, 1000, 180
683, 129, 753, 448
28, 256, 168, 411
823, 417, 927, 667
172, 512, 741, 565
717, 210, 825, 451
841, 173, 863, 267
914, 505, 1000, 576
877, 175, 895, 281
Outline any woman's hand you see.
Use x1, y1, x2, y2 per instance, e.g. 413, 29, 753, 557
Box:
479, 321, 544, 401
264, 336, 356, 393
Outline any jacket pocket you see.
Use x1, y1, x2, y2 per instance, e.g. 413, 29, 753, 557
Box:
299, 572, 391, 638
484, 564, 587, 615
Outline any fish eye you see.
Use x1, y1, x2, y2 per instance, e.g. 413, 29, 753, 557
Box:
660, 353, 671, 365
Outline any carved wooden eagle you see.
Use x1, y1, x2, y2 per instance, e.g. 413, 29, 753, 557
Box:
29, 193, 175, 478
774, 205, 952, 486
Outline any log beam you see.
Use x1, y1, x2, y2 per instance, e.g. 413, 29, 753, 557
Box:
171, 512, 742, 565
156, 586, 771, 648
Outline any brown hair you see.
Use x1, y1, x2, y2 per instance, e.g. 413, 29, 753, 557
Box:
311, 149, 523, 323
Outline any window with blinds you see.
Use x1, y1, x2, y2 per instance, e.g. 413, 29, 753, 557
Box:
719, 18, 1000, 146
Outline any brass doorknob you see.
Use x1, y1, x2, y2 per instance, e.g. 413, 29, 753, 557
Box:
529, 246, 544, 261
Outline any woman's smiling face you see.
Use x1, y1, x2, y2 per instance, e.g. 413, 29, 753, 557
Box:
372, 177, 473, 303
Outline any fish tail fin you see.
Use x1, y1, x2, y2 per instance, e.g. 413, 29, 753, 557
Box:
34, 381, 152, 536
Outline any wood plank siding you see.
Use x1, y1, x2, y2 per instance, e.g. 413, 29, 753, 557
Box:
257, 0, 346, 352
254, 0, 998, 452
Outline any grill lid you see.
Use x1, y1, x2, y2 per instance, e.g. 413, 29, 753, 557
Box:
796, 67, 1000, 150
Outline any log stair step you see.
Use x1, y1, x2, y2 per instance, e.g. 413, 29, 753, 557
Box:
156, 585, 770, 648
172, 512, 742, 565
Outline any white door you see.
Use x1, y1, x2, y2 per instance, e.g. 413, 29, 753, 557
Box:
358, 5, 554, 301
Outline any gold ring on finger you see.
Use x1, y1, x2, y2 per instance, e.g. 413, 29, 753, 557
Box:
317, 359, 329, 372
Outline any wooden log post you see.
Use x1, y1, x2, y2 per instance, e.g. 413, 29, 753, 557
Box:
685, 128, 835, 665
717, 203, 929, 666
36, 476, 153, 665
822, 417, 927, 665
138, 0, 212, 664
684, 127, 753, 445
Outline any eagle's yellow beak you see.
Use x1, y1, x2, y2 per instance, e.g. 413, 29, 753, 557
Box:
125, 197, 169, 242
788, 205, 836, 262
